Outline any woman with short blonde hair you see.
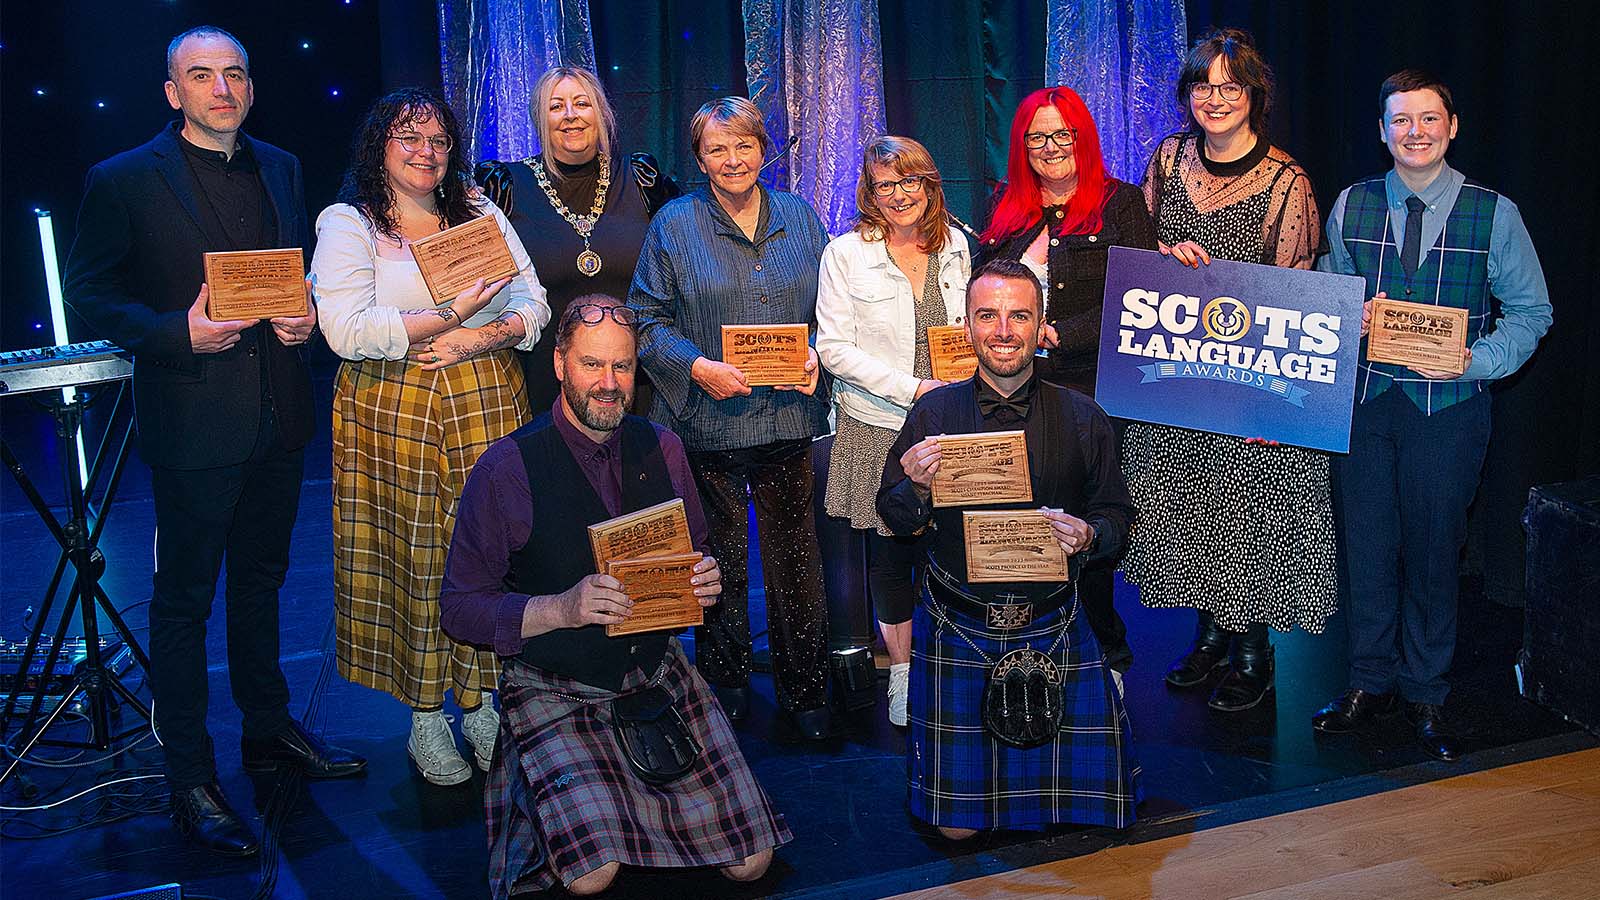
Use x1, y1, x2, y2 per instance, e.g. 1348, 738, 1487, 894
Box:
476, 66, 679, 415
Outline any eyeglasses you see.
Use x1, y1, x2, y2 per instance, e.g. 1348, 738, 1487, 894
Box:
390, 133, 453, 154
1189, 82, 1245, 102
1023, 129, 1077, 150
871, 175, 927, 197
563, 303, 637, 328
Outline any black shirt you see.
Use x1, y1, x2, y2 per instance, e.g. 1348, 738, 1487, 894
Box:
177, 133, 275, 251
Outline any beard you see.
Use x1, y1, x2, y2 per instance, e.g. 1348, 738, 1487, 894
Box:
562, 378, 631, 434
975, 340, 1034, 379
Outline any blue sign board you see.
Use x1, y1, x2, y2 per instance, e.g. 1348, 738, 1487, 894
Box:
1094, 247, 1366, 453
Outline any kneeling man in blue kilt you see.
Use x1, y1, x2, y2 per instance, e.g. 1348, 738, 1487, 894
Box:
878, 260, 1140, 839
442, 295, 790, 896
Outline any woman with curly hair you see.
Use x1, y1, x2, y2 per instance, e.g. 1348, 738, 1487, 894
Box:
310, 87, 549, 785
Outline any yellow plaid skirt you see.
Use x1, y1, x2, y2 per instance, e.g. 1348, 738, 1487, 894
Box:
333, 350, 529, 708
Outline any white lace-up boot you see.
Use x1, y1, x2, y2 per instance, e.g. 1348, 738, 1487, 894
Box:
460, 704, 500, 771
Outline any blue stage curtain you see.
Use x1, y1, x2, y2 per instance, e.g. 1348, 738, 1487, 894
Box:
438, 0, 596, 165
1045, 0, 1186, 182
743, 0, 886, 235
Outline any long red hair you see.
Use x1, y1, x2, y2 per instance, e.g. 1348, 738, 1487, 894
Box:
980, 87, 1111, 243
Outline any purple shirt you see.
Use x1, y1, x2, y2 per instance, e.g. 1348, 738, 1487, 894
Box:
440, 401, 709, 657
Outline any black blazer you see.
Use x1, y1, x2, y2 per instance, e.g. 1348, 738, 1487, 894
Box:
64, 123, 315, 470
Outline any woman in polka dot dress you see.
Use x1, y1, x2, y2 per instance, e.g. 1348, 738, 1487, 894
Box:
1121, 27, 1334, 713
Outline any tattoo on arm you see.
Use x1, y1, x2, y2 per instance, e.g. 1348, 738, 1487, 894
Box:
454, 314, 521, 361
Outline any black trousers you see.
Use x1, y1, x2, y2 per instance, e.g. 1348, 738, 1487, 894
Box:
687, 438, 830, 712
866, 530, 923, 625
148, 406, 302, 789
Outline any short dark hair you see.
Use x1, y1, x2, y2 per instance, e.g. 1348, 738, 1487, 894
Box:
166, 26, 248, 81
555, 294, 639, 353
1379, 69, 1456, 122
1178, 27, 1273, 138
968, 258, 1044, 317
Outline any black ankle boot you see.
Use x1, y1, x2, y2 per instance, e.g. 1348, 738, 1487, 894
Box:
1209, 626, 1274, 712
1165, 612, 1232, 688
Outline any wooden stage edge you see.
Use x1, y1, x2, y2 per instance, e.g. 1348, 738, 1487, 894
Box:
884, 746, 1600, 900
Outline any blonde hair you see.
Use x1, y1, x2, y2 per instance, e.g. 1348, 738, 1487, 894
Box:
854, 136, 949, 254
689, 96, 772, 159
530, 67, 618, 176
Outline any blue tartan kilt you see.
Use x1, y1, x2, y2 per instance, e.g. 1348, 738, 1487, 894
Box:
906, 593, 1141, 831
485, 640, 792, 898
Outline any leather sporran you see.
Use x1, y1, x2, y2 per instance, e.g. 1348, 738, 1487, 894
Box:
981, 648, 1063, 749
611, 685, 702, 785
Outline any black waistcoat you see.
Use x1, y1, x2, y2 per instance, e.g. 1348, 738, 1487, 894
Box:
509, 413, 678, 690
927, 379, 1086, 603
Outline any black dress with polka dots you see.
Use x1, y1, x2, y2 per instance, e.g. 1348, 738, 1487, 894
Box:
1119, 133, 1336, 634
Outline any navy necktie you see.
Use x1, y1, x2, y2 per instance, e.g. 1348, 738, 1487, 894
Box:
1401, 196, 1426, 277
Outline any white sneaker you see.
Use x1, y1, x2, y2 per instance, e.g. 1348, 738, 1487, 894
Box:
887, 663, 910, 727
408, 710, 471, 786
461, 704, 500, 771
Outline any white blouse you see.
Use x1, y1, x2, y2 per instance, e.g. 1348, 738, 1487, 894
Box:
310, 198, 549, 362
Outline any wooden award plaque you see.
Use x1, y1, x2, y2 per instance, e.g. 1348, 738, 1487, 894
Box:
409, 215, 521, 304
604, 552, 706, 636
1366, 298, 1469, 375
930, 430, 1032, 508
203, 249, 307, 320
588, 498, 694, 570
962, 510, 1069, 583
926, 324, 978, 382
721, 323, 811, 386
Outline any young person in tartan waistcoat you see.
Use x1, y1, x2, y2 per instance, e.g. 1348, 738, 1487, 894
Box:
877, 260, 1140, 838
440, 296, 789, 896
1312, 70, 1552, 762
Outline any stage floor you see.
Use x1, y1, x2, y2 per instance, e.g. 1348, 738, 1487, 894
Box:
1, 372, 1591, 900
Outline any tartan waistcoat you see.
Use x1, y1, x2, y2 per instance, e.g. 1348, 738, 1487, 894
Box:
926, 379, 1086, 604
1342, 176, 1498, 414
510, 413, 678, 691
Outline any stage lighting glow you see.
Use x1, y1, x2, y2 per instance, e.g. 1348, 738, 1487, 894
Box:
36, 210, 90, 488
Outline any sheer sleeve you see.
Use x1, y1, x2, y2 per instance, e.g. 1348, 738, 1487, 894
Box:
1264, 163, 1321, 270
1142, 134, 1181, 221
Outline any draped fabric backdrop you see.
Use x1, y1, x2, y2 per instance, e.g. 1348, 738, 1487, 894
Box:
437, 0, 596, 165
743, 0, 887, 236
1046, 0, 1187, 183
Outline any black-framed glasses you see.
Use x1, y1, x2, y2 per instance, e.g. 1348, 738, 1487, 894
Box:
1022, 128, 1077, 150
871, 175, 927, 197
563, 303, 637, 328
390, 133, 453, 154
1189, 82, 1245, 102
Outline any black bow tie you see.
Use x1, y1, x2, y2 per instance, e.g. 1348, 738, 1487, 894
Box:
977, 392, 1031, 422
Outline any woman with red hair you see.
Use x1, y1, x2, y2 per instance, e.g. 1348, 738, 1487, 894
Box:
974, 86, 1156, 688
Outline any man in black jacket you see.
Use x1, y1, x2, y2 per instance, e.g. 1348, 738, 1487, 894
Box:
64, 26, 362, 856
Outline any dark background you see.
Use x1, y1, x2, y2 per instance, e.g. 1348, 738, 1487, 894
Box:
3, 0, 1595, 599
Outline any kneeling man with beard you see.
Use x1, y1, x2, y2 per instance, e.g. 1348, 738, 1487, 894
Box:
441, 294, 791, 897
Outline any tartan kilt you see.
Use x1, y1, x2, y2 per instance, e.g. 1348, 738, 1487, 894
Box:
333, 350, 529, 709
486, 640, 791, 897
907, 594, 1141, 831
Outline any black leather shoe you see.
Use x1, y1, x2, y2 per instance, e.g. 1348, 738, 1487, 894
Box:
1165, 613, 1232, 688
713, 684, 751, 722
241, 722, 367, 778
172, 782, 259, 856
1208, 635, 1274, 712
1408, 703, 1464, 762
792, 706, 831, 741
1312, 688, 1401, 734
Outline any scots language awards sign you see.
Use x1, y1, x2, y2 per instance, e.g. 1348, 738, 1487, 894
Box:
1094, 247, 1366, 453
